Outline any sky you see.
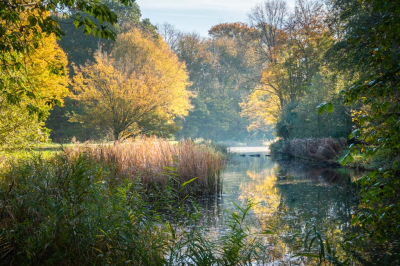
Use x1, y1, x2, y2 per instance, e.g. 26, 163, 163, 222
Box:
136, 0, 297, 36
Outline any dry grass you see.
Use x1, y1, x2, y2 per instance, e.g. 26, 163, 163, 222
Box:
64, 136, 224, 195
272, 137, 347, 163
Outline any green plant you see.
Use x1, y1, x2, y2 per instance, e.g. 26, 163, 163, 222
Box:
296, 226, 350, 266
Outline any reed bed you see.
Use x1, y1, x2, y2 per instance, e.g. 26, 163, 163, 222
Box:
0, 151, 269, 265
270, 137, 347, 163
64, 137, 224, 195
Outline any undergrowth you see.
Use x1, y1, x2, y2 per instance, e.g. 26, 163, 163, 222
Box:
0, 149, 272, 265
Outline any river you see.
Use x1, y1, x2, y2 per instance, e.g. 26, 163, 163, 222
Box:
199, 147, 361, 265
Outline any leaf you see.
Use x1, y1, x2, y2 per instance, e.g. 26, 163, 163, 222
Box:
318, 105, 325, 115
28, 16, 37, 26
340, 155, 348, 166
316, 103, 326, 115
180, 177, 198, 188
326, 102, 333, 113
261, 230, 274, 235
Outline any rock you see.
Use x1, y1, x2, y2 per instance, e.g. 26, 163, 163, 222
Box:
249, 154, 260, 157
238, 154, 246, 157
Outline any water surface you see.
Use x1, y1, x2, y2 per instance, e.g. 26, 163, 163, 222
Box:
201, 147, 361, 265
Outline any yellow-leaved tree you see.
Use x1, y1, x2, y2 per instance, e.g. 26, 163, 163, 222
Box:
0, 13, 69, 148
72, 29, 192, 140
240, 86, 281, 132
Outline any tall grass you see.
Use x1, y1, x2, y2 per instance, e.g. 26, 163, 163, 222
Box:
0, 152, 271, 265
0, 153, 174, 265
64, 137, 224, 195
270, 138, 347, 164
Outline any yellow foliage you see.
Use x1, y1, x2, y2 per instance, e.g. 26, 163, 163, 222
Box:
0, 8, 69, 148
72, 29, 192, 139
240, 86, 281, 131
25, 34, 69, 105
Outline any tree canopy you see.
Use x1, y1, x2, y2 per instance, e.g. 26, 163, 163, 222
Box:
0, 0, 135, 116
0, 25, 69, 148
71, 28, 191, 140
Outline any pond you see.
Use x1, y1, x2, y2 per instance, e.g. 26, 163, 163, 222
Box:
199, 147, 362, 265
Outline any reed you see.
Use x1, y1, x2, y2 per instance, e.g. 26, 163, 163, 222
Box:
270, 138, 347, 164
64, 137, 224, 195
0, 154, 268, 265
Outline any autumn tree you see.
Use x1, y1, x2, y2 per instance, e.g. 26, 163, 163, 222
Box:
173, 24, 268, 141
45, 1, 160, 141
0, 28, 69, 148
0, 0, 135, 119
242, 0, 333, 138
72, 29, 191, 140
248, 0, 288, 64
157, 23, 182, 52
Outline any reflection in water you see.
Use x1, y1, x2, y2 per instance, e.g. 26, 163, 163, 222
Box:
201, 151, 361, 265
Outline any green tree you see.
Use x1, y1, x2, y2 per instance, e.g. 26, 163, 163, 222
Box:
322, 0, 400, 263
174, 24, 267, 142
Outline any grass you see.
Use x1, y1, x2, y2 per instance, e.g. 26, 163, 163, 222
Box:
0, 144, 271, 265
63, 137, 224, 196
270, 138, 347, 165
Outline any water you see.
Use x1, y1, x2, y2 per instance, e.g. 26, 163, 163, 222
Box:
200, 147, 361, 264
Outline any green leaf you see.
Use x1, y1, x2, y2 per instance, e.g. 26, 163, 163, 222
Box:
340, 155, 348, 166
180, 177, 198, 188
293, 253, 320, 258
318, 105, 325, 115
326, 102, 333, 113
261, 230, 274, 235
28, 16, 37, 26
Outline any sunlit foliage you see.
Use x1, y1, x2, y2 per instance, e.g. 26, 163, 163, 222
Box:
0, 17, 69, 148
71, 29, 191, 140
0, 0, 134, 115
174, 23, 268, 141
242, 0, 337, 138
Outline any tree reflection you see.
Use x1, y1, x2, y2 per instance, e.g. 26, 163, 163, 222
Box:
239, 159, 360, 264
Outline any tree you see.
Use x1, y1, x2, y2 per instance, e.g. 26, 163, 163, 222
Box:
326, 0, 400, 262
0, 0, 135, 116
157, 22, 182, 52
71, 29, 191, 140
248, 0, 288, 64
174, 24, 268, 142
242, 0, 331, 138
0, 29, 69, 148
46, 1, 159, 142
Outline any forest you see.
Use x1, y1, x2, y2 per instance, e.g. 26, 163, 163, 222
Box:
0, 0, 399, 265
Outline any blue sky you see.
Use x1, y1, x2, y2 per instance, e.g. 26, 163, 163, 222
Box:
136, 0, 297, 36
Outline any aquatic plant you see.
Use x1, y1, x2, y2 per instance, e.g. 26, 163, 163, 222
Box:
64, 137, 224, 195
270, 138, 347, 163
0, 153, 271, 265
